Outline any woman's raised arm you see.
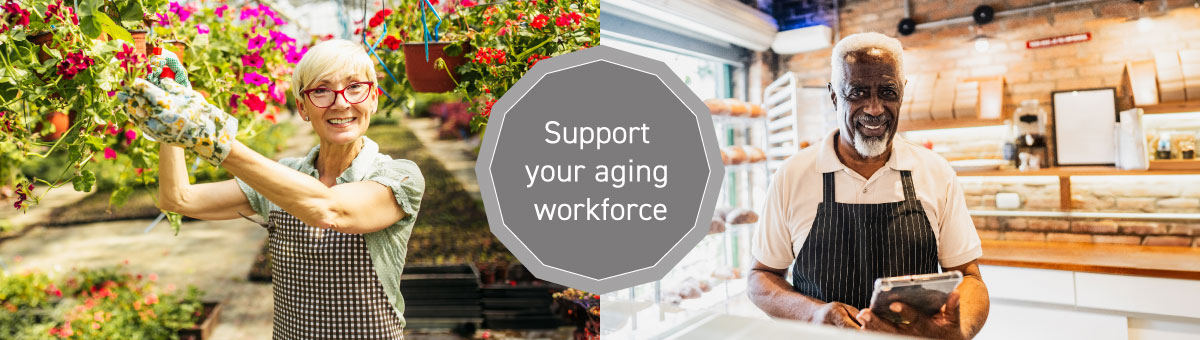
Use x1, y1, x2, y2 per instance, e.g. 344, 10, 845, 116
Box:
219, 142, 407, 234
156, 143, 254, 220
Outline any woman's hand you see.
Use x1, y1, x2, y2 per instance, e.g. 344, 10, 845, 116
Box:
118, 78, 238, 165
147, 49, 191, 88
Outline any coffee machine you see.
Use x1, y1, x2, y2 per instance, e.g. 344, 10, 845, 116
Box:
1011, 100, 1049, 171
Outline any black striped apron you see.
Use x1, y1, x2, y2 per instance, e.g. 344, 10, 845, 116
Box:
790, 170, 939, 310
267, 210, 404, 339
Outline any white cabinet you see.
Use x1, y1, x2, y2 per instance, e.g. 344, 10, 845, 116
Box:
977, 265, 1200, 340
976, 302, 1126, 340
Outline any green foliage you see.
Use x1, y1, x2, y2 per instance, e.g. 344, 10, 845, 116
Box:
373, 0, 599, 128
1, 1, 305, 231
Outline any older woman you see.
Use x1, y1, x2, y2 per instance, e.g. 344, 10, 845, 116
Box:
119, 39, 424, 339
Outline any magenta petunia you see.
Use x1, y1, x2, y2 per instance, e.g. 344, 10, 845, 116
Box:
125, 129, 137, 141
268, 83, 285, 103
241, 53, 264, 68
285, 45, 307, 64
242, 72, 270, 86
239, 6, 260, 20
155, 12, 170, 26
196, 24, 209, 34
103, 148, 116, 160
247, 34, 267, 50
228, 93, 240, 109
215, 4, 228, 18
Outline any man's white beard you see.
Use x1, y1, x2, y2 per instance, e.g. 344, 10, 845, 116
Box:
853, 130, 891, 158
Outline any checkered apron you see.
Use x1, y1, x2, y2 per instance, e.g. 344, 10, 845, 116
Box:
267, 210, 404, 339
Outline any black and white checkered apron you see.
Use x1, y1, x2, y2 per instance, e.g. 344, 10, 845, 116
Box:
790, 170, 940, 310
268, 210, 404, 339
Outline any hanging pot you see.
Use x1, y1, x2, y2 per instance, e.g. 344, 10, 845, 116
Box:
29, 32, 54, 63
163, 39, 187, 60
129, 30, 149, 57
402, 42, 467, 93
37, 111, 71, 142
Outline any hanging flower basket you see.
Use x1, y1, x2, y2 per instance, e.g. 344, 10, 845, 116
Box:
402, 42, 466, 93
29, 31, 55, 62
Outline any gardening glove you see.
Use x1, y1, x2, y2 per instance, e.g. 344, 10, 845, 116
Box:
147, 49, 191, 89
117, 78, 238, 165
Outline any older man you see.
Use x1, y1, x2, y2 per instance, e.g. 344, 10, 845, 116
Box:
748, 32, 990, 339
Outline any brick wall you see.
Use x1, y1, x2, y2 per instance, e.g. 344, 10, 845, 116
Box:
772, 0, 1200, 246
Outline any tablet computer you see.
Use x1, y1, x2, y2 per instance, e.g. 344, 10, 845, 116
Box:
868, 271, 963, 324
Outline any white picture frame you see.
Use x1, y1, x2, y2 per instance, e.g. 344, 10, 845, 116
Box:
1051, 88, 1118, 166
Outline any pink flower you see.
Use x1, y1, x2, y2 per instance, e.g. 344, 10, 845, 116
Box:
144, 293, 159, 305
124, 129, 137, 144
241, 53, 264, 68
285, 45, 307, 63
215, 4, 228, 18
268, 83, 285, 103
91, 322, 100, 330
228, 94, 240, 109
243, 72, 270, 86
103, 148, 115, 160
155, 12, 170, 26
247, 34, 267, 50
148, 273, 158, 281
239, 6, 260, 20
196, 24, 209, 34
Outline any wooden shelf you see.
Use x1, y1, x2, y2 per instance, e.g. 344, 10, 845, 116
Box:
898, 118, 1005, 132
980, 240, 1200, 281
957, 165, 1200, 177
1138, 101, 1200, 115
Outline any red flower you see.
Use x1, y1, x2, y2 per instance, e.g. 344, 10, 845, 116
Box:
569, 12, 583, 24
242, 93, 266, 113
482, 99, 497, 117
368, 8, 391, 28
555, 13, 570, 27
531, 14, 549, 29
382, 35, 402, 50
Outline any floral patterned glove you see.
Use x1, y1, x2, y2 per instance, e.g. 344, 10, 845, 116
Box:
146, 49, 191, 89
118, 78, 238, 165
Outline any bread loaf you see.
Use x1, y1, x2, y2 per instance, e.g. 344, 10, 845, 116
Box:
748, 104, 765, 118
709, 217, 726, 234
705, 98, 730, 116
723, 146, 747, 164
745, 146, 766, 163
724, 99, 749, 116
726, 208, 759, 224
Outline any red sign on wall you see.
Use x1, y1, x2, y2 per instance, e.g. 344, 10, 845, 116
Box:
1026, 33, 1092, 49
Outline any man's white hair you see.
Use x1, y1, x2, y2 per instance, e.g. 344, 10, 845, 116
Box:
829, 32, 905, 91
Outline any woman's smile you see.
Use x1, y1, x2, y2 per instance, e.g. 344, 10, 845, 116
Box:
326, 116, 358, 127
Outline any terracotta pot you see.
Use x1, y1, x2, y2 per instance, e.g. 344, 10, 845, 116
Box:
402, 42, 467, 93
164, 40, 187, 60
129, 30, 149, 57
38, 111, 70, 141
29, 32, 54, 63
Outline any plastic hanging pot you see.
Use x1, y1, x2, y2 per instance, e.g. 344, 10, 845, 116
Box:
402, 42, 467, 93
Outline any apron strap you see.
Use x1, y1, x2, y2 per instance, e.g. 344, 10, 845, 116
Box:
900, 170, 917, 200
822, 172, 836, 203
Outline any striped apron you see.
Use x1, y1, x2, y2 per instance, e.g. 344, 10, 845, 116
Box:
267, 210, 404, 339
790, 170, 939, 309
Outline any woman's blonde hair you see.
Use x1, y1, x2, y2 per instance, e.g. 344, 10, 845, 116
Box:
291, 39, 378, 100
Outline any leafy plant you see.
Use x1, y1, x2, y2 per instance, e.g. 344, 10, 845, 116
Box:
1, 0, 305, 233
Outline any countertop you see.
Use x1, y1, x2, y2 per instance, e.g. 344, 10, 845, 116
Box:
979, 240, 1200, 280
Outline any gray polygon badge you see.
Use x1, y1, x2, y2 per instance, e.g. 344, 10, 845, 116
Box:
475, 45, 724, 294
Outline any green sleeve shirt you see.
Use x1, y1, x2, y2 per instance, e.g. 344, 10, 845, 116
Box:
235, 136, 424, 328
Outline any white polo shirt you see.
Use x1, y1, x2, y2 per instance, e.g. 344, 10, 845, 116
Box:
752, 129, 983, 270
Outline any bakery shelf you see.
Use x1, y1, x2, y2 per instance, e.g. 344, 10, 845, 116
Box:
711, 115, 766, 126
897, 118, 1006, 132
1137, 101, 1200, 115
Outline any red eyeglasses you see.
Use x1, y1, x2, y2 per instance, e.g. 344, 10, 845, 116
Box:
300, 81, 375, 108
